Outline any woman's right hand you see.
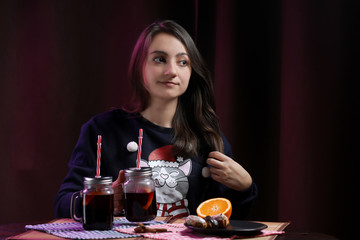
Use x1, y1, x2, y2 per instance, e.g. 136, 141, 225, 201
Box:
112, 170, 125, 215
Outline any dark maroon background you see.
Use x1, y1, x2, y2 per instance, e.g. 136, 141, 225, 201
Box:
0, 0, 358, 239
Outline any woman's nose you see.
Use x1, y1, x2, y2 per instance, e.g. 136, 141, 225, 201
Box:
164, 61, 177, 78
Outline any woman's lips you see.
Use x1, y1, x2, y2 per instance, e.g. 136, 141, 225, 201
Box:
160, 81, 178, 86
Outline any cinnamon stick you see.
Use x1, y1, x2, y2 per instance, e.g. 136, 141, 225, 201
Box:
134, 223, 168, 233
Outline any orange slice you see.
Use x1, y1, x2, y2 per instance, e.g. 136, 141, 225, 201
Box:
196, 198, 232, 219
143, 191, 155, 210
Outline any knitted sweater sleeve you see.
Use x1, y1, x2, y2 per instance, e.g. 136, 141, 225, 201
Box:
54, 119, 98, 218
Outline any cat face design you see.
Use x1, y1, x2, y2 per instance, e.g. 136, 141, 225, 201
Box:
152, 165, 188, 188
140, 150, 192, 204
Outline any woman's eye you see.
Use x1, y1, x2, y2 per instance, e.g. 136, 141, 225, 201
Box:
154, 57, 166, 63
179, 59, 189, 66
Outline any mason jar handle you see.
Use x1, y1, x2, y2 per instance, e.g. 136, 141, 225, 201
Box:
70, 191, 83, 222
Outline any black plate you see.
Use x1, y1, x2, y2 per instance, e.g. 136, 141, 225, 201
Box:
185, 220, 267, 236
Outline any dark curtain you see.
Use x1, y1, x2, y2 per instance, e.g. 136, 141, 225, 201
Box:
0, 0, 357, 238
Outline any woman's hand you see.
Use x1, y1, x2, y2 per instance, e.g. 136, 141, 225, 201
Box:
112, 170, 125, 215
207, 151, 252, 191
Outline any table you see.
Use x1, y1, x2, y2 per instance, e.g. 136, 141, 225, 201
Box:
0, 221, 47, 240
1, 218, 338, 240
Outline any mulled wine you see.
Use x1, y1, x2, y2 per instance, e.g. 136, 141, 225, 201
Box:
83, 193, 114, 230
124, 191, 157, 222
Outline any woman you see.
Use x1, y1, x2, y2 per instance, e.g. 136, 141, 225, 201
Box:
55, 20, 257, 219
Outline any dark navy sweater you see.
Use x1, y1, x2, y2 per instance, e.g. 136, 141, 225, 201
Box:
54, 109, 257, 219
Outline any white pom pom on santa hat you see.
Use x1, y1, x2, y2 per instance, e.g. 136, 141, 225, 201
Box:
202, 166, 210, 178
127, 141, 138, 152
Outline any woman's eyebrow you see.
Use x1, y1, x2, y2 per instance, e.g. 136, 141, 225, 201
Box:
176, 52, 189, 57
150, 50, 188, 57
150, 50, 168, 55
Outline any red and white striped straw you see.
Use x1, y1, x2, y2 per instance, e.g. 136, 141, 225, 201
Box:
137, 129, 143, 169
96, 135, 102, 178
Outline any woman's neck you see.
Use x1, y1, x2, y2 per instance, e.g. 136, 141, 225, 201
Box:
141, 98, 178, 128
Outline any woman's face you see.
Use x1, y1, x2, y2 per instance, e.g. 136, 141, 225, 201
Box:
143, 33, 192, 103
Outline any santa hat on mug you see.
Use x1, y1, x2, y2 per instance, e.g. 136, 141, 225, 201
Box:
148, 145, 180, 168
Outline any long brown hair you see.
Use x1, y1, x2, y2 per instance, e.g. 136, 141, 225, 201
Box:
128, 20, 223, 157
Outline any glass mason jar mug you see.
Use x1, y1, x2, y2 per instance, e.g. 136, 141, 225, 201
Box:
71, 176, 114, 230
123, 167, 157, 222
